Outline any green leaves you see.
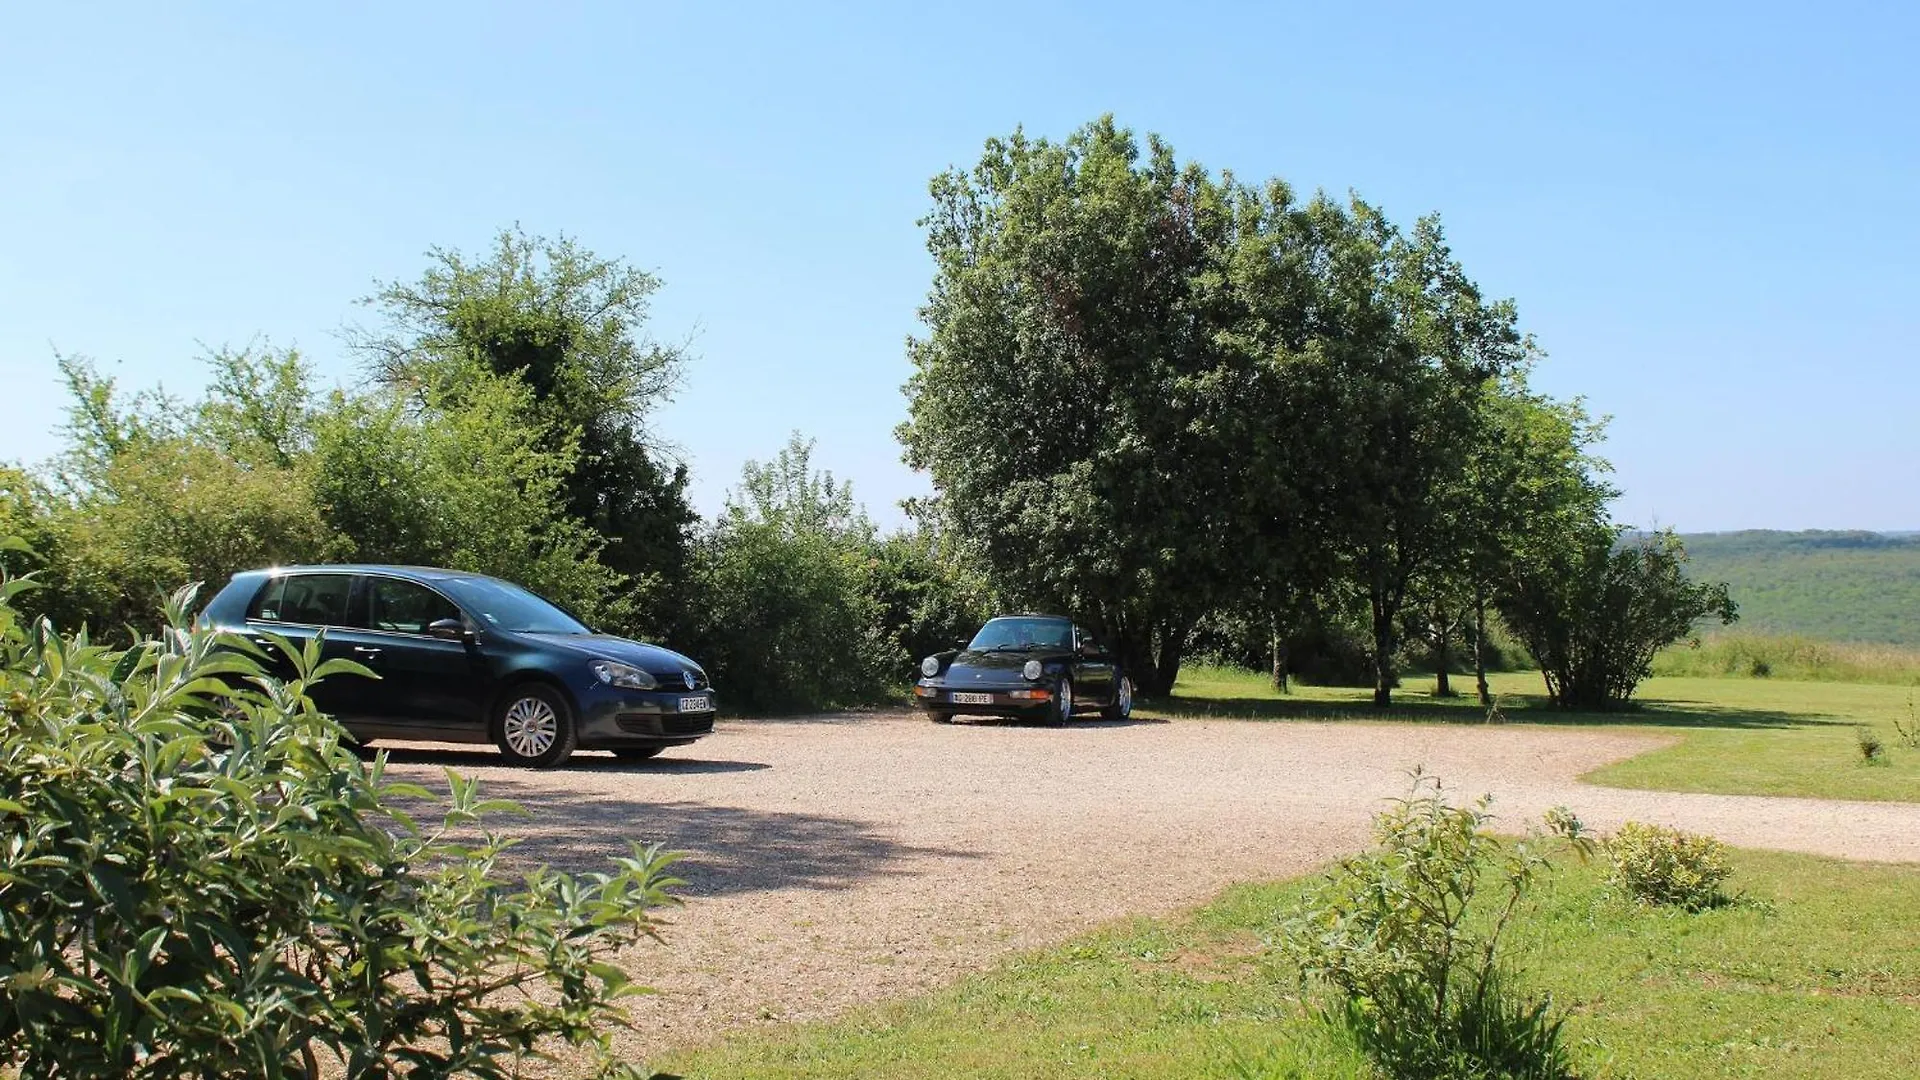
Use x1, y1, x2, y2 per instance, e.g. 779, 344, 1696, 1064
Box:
0, 550, 681, 1078
1281, 773, 1584, 1079
1501, 528, 1739, 709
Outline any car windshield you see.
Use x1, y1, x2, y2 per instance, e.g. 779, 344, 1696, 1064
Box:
444, 577, 591, 635
967, 617, 1072, 652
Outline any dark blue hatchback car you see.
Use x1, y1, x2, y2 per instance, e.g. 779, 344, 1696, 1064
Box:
201, 565, 716, 767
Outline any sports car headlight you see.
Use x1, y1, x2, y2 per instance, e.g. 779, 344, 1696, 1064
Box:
921, 656, 941, 678
1022, 659, 1043, 681
590, 659, 658, 690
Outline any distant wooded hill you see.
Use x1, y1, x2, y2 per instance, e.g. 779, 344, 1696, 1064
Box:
1678, 530, 1920, 645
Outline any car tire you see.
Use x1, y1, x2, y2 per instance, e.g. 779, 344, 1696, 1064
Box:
613, 746, 666, 762
493, 683, 577, 768
1048, 676, 1074, 725
929, 711, 953, 724
1102, 675, 1135, 720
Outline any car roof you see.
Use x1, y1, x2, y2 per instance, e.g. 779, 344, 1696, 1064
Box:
986, 613, 1071, 622
249, 564, 496, 584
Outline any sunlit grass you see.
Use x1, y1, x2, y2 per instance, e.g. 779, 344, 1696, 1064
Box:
654, 849, 1920, 1079
1653, 632, 1920, 685
1140, 665, 1920, 803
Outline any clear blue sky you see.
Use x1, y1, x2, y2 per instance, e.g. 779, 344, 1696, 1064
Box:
3, 2, 1915, 531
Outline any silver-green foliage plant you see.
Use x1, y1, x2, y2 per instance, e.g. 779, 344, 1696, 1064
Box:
0, 548, 681, 1079
1893, 693, 1920, 749
1605, 821, 1731, 910
1282, 772, 1590, 1080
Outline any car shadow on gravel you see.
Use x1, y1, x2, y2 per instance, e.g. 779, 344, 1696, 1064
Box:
366, 745, 771, 774
944, 715, 1171, 728
446, 779, 984, 897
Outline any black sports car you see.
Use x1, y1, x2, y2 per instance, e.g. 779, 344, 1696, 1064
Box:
911, 614, 1134, 724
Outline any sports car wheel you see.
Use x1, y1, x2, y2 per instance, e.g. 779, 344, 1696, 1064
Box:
1102, 674, 1134, 720
1048, 676, 1074, 725
494, 684, 577, 768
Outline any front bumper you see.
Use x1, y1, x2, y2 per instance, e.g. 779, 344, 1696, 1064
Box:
575, 684, 718, 749
912, 680, 1054, 717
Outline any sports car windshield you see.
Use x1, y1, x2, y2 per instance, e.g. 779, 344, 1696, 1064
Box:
967, 617, 1072, 652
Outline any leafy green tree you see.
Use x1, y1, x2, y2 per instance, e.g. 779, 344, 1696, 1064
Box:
192, 343, 321, 468
1307, 210, 1533, 708
308, 375, 623, 624
870, 510, 995, 665
685, 434, 901, 712
1460, 387, 1615, 703
0, 563, 679, 1078
29, 355, 338, 636
1499, 529, 1738, 710
900, 117, 1250, 696
355, 228, 695, 635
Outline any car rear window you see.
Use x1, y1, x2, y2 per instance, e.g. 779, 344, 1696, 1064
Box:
249, 573, 355, 626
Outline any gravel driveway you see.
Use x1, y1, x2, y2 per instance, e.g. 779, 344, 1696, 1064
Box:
380, 711, 1920, 1060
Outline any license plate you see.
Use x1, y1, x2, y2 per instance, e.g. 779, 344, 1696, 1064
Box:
950, 692, 995, 705
678, 695, 712, 712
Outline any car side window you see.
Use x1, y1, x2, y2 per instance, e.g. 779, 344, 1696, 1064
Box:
1075, 626, 1098, 653
249, 574, 355, 627
365, 577, 463, 636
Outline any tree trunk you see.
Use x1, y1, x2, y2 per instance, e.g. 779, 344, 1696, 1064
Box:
1269, 621, 1289, 694
1473, 584, 1492, 706
1112, 616, 1191, 699
1152, 616, 1194, 699
1433, 623, 1454, 698
1371, 591, 1395, 708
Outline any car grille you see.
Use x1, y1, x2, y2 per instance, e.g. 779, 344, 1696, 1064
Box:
616, 713, 715, 736
652, 669, 708, 691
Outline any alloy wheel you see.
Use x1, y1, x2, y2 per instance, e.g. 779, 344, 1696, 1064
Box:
502, 695, 559, 758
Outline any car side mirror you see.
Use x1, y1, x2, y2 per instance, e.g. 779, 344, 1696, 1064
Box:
952, 637, 968, 650
427, 618, 472, 643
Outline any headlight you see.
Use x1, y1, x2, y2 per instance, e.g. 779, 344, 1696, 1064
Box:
921, 656, 941, 678
590, 659, 658, 690
1022, 659, 1042, 681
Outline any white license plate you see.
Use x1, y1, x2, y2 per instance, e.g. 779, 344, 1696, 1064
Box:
678, 695, 712, 712
950, 692, 995, 705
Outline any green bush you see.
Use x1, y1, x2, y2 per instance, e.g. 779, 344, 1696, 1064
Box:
682, 435, 903, 713
1500, 529, 1738, 710
1606, 821, 1731, 910
1282, 773, 1589, 1079
0, 555, 680, 1079
1856, 726, 1888, 766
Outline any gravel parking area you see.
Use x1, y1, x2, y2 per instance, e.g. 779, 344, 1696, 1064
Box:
380, 711, 1920, 1060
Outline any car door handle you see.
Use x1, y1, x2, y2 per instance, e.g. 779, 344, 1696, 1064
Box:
351, 646, 383, 659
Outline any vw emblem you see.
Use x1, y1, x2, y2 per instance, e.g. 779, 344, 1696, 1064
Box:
682, 671, 698, 690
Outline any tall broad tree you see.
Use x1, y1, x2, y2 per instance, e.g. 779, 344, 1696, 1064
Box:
1310, 208, 1535, 707
900, 118, 1258, 696
1459, 386, 1616, 702
354, 228, 696, 635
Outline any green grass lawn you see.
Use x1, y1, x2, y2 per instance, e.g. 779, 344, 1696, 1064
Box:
1138, 665, 1920, 803
653, 849, 1920, 1079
